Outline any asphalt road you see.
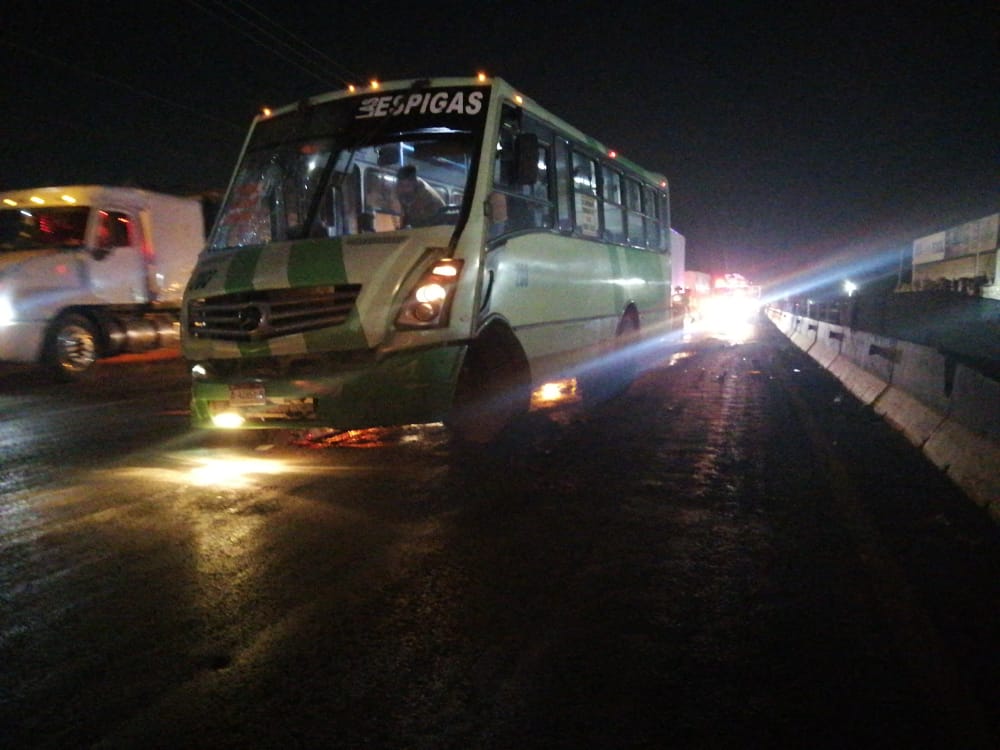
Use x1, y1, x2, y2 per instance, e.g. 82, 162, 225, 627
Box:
1, 322, 998, 749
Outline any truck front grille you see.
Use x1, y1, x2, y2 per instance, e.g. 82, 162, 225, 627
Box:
187, 284, 361, 342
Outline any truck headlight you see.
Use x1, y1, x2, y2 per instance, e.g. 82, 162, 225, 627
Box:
0, 292, 15, 327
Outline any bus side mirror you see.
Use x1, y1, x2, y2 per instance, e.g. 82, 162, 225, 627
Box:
514, 133, 538, 185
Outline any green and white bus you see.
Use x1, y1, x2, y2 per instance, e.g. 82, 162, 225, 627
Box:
182, 75, 677, 442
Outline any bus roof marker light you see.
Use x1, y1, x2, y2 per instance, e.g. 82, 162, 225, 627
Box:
60, 194, 77, 204
370, 79, 380, 90
608, 150, 618, 159
30, 196, 45, 205
261, 107, 272, 117
477, 72, 488, 82
2, 198, 17, 207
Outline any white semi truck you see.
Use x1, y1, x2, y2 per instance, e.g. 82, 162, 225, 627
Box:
0, 185, 205, 379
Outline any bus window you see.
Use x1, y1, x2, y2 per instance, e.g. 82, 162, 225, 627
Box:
554, 137, 573, 233
657, 192, 670, 251
490, 113, 553, 238
572, 152, 599, 237
643, 185, 660, 250
625, 177, 644, 247
601, 165, 625, 243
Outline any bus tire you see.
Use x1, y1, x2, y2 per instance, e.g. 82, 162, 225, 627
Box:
43, 312, 100, 381
447, 325, 530, 445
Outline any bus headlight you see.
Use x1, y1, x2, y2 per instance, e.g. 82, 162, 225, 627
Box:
396, 258, 463, 329
211, 411, 246, 429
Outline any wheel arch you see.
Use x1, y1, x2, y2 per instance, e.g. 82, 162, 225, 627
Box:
618, 302, 640, 334
468, 314, 530, 373
447, 314, 532, 444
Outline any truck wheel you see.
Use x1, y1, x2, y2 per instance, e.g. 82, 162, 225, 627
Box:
447, 326, 531, 445
44, 313, 100, 380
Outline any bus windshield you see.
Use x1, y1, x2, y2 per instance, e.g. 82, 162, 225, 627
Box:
209, 88, 489, 251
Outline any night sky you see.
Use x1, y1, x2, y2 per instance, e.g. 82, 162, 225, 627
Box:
2, 2, 997, 289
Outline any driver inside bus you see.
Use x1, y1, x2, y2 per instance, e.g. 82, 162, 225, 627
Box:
394, 165, 445, 227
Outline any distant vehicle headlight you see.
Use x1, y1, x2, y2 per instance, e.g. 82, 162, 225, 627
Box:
0, 291, 16, 326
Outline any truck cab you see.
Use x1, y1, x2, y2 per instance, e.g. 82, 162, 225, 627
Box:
0, 185, 205, 379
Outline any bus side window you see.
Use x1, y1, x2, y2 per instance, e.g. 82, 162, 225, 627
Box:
572, 152, 600, 237
554, 138, 573, 233
601, 166, 625, 243
505, 141, 546, 228
625, 177, 644, 246
643, 185, 660, 250
490, 114, 553, 238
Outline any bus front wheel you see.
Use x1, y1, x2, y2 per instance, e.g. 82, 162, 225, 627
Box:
447, 326, 530, 445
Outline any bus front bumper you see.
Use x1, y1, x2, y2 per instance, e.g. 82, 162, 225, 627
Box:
190, 344, 467, 431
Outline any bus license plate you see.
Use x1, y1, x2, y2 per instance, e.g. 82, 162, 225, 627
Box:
229, 384, 265, 405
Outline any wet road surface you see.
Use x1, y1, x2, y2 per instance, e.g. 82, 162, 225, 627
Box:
1, 323, 998, 749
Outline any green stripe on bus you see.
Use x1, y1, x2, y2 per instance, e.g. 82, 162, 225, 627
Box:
301, 308, 367, 353
287, 238, 348, 287
225, 245, 264, 292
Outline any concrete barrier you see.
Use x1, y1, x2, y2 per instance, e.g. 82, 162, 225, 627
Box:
828, 329, 891, 406
774, 310, 794, 335
767, 310, 1000, 521
925, 364, 1000, 518
790, 317, 818, 352
947, 363, 1000, 440
765, 308, 789, 334
874, 388, 948, 449
924, 420, 1000, 519
808, 322, 844, 369
872, 341, 951, 448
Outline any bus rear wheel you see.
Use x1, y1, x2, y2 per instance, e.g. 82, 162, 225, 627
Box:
447, 326, 530, 445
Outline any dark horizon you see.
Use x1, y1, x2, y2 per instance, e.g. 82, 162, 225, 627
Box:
2, 2, 996, 288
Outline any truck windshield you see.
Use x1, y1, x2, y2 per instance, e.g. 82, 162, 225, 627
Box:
0, 206, 90, 252
208, 85, 489, 252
